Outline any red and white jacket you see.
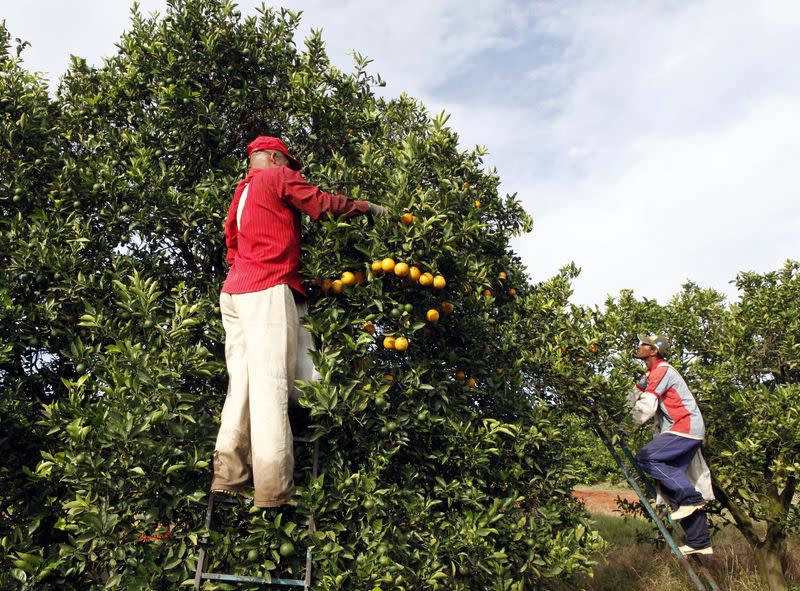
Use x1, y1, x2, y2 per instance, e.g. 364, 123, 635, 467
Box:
628, 359, 705, 440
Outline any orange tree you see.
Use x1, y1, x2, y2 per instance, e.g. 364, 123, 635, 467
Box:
541, 264, 799, 591
0, 3, 602, 589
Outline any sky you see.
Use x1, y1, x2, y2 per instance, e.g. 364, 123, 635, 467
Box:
4, 0, 800, 306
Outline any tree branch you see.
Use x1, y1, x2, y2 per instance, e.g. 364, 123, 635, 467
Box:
711, 473, 761, 546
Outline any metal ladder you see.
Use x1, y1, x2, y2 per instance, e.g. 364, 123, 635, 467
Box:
193, 436, 320, 590
594, 425, 720, 591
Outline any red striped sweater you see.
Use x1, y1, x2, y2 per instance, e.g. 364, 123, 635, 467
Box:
221, 166, 369, 297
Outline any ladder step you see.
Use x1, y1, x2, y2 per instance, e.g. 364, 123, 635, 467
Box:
201, 572, 306, 587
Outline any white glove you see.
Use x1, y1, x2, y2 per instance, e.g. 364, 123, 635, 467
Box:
365, 201, 388, 217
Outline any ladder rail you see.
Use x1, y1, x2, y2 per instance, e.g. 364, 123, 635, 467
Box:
194, 436, 319, 590
304, 439, 319, 588
594, 426, 709, 591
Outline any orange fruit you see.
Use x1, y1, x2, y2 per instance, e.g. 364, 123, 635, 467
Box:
362, 322, 376, 335
440, 301, 454, 314
508, 288, 517, 297
400, 212, 414, 225
331, 280, 344, 294
394, 262, 409, 277
381, 258, 396, 273
455, 370, 466, 381
321, 279, 332, 294
432, 275, 446, 289
371, 260, 383, 273
419, 272, 433, 286
466, 377, 477, 388
474, 199, 481, 208
462, 181, 470, 190
426, 309, 440, 323
384, 373, 395, 383
394, 336, 409, 351
483, 289, 492, 297
589, 343, 599, 354
383, 336, 396, 350
409, 266, 421, 282
354, 270, 367, 285
499, 271, 507, 280
341, 271, 356, 286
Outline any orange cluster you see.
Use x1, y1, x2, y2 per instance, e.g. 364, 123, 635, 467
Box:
454, 370, 477, 388
316, 269, 368, 295
481, 270, 518, 299
370, 257, 446, 290
383, 335, 409, 351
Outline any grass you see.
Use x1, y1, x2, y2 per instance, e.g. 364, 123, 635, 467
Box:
559, 515, 800, 591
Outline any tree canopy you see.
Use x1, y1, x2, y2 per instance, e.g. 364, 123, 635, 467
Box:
0, 2, 602, 589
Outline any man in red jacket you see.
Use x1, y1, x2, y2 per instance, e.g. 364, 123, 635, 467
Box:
211, 136, 386, 508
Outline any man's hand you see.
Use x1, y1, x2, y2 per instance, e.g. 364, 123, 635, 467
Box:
365, 201, 388, 217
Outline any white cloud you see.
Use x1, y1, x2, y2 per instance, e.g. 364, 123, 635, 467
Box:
440, 0, 800, 305
519, 95, 800, 305
2, 1, 167, 82
288, 0, 533, 95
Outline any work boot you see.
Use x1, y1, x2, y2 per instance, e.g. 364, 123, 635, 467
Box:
679, 544, 713, 556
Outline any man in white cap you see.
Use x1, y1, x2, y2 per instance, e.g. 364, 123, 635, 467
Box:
629, 333, 713, 555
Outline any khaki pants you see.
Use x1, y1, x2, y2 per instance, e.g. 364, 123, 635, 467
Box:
212, 285, 318, 507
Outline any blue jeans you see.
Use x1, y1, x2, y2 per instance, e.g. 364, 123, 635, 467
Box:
636, 433, 711, 549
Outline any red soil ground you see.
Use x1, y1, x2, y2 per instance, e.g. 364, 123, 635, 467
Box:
572, 486, 639, 515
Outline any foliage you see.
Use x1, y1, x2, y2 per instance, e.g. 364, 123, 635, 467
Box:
578, 262, 800, 590
559, 415, 620, 486
0, 2, 602, 589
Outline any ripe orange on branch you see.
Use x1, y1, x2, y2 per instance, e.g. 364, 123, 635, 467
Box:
341, 271, 356, 286
371, 260, 383, 273
394, 262, 409, 277
409, 266, 421, 282
426, 309, 440, 323
331, 280, 344, 294
383, 336, 396, 350
419, 273, 433, 286
394, 336, 409, 351
440, 301, 454, 314
400, 212, 414, 225
466, 377, 477, 388
381, 258, 396, 273
432, 275, 446, 289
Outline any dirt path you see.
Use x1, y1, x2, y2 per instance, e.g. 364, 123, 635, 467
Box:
572, 485, 639, 515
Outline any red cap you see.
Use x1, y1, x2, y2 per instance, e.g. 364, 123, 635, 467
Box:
247, 136, 301, 170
